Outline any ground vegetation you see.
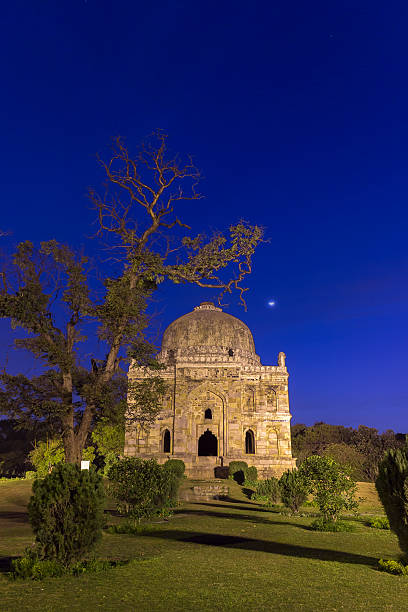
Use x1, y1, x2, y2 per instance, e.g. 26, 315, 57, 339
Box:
1, 478, 407, 611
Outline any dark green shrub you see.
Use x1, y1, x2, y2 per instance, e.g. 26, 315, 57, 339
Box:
245, 466, 258, 485
378, 559, 408, 576
10, 553, 121, 580
310, 517, 355, 532
376, 446, 408, 556
11, 552, 65, 580
107, 457, 180, 521
28, 463, 105, 567
163, 459, 185, 478
228, 461, 248, 484
11, 551, 38, 580
252, 477, 280, 504
366, 516, 390, 530
279, 469, 309, 514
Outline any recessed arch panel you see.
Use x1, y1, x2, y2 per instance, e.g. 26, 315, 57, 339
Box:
245, 429, 255, 454
162, 429, 171, 453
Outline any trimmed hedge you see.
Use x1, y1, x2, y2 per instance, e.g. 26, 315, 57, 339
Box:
228, 461, 248, 485
245, 466, 258, 484
163, 459, 185, 478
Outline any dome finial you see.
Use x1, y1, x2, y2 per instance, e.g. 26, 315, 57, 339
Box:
194, 302, 222, 312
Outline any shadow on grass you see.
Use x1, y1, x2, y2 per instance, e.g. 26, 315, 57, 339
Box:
147, 529, 377, 567
188, 501, 281, 514
0, 556, 19, 574
0, 511, 28, 523
223, 496, 253, 505
242, 488, 256, 499
175, 507, 311, 530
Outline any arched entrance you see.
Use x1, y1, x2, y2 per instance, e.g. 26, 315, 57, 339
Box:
198, 429, 218, 456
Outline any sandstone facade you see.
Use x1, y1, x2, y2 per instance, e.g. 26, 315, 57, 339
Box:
125, 302, 296, 478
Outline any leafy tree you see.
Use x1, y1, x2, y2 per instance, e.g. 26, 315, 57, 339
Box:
291, 422, 406, 481
0, 131, 263, 463
322, 443, 365, 480
29, 439, 65, 478
300, 455, 358, 523
29, 438, 95, 477
278, 469, 309, 513
91, 418, 125, 474
91, 419, 125, 457
351, 425, 384, 481
376, 445, 408, 556
291, 422, 354, 464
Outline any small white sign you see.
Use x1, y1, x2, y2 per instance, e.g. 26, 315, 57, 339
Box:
80, 460, 90, 470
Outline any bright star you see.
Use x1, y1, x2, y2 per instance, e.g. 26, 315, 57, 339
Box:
268, 300, 276, 307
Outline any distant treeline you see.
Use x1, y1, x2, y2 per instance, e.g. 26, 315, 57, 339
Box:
1, 418, 406, 482
291, 422, 407, 481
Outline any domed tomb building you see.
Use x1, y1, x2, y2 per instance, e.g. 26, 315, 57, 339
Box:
125, 302, 296, 478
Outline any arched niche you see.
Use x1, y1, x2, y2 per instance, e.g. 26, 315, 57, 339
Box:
162, 429, 171, 453
245, 429, 255, 454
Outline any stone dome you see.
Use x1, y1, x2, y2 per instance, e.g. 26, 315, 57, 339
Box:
160, 302, 260, 365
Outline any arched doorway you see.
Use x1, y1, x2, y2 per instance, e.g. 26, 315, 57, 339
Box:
198, 429, 218, 456
245, 429, 255, 454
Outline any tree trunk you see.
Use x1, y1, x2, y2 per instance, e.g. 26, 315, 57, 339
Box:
61, 372, 80, 463
62, 412, 78, 463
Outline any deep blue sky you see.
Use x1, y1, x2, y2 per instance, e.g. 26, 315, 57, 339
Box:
1, 1, 407, 433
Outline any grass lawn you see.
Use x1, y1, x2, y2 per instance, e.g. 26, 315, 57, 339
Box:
0, 479, 406, 612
